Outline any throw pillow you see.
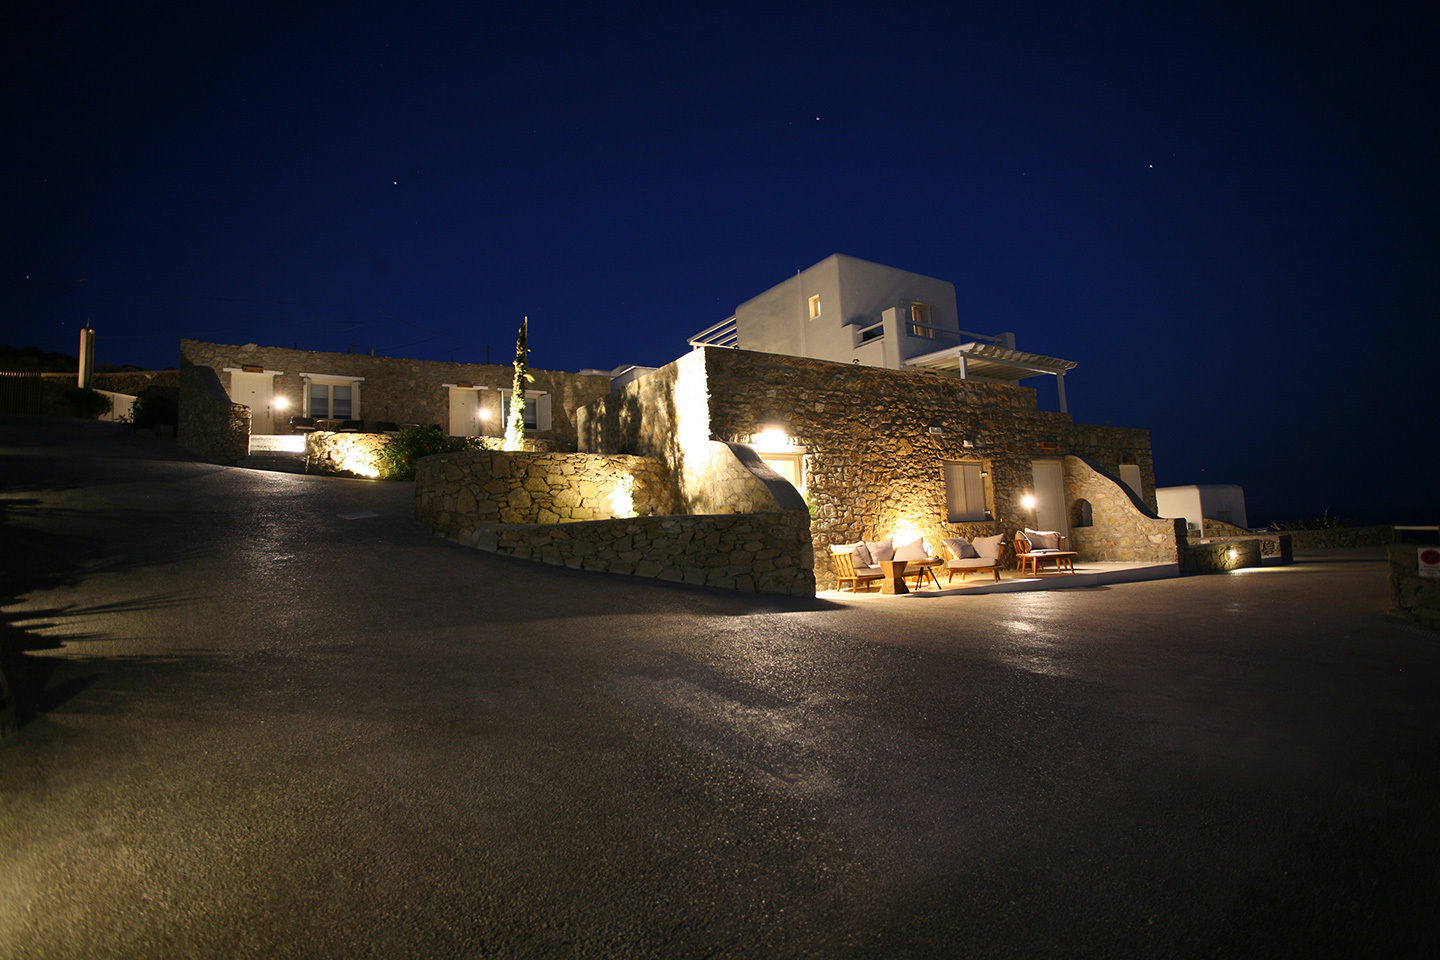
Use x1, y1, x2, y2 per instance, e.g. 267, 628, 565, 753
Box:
1025, 528, 1060, 550
943, 537, 978, 559
893, 536, 928, 562
972, 534, 1005, 560
852, 541, 874, 566
865, 538, 894, 563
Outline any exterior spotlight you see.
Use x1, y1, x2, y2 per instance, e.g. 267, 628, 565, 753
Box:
478, 408, 492, 420
273, 396, 289, 410
1227, 547, 1239, 561
1021, 494, 1036, 511
752, 427, 789, 450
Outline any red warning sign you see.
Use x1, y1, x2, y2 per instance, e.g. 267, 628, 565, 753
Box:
1420, 548, 1440, 578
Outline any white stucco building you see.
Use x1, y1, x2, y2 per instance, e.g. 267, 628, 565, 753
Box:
689, 253, 1078, 412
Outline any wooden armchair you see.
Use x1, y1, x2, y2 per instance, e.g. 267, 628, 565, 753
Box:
1013, 532, 1078, 575
830, 547, 883, 592
941, 539, 1001, 582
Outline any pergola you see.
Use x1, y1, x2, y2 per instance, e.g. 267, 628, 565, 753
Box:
905, 341, 1078, 413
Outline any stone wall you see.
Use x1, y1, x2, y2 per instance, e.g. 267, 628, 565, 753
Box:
415, 451, 677, 536
1063, 456, 1185, 563
460, 511, 815, 596
306, 431, 392, 478
177, 363, 249, 464
1285, 526, 1396, 550
1388, 545, 1440, 630
1181, 538, 1264, 574
180, 339, 611, 444
1198, 523, 1294, 560
579, 347, 1160, 589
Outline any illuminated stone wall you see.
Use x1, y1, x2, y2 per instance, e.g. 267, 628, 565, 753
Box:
465, 511, 815, 595
180, 339, 610, 444
414, 451, 676, 536
695, 348, 1158, 588
1062, 456, 1185, 563
306, 431, 391, 478
1180, 538, 1264, 574
177, 363, 249, 465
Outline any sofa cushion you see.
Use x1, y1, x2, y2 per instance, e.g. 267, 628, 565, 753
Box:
943, 537, 978, 559
972, 534, 1005, 560
865, 538, 894, 563
1025, 528, 1061, 551
893, 536, 928, 562
947, 557, 995, 570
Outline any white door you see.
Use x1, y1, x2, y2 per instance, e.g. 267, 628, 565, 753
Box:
231, 372, 274, 434
1030, 459, 1068, 536
449, 388, 480, 436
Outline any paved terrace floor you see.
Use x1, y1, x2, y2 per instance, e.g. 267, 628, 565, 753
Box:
2, 416, 1437, 959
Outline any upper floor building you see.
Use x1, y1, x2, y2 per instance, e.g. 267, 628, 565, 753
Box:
688, 253, 1077, 412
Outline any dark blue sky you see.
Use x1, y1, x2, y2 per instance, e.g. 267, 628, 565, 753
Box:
4, 1, 1437, 524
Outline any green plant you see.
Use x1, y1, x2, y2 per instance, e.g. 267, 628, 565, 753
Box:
504, 316, 533, 451
63, 387, 112, 420
378, 425, 496, 480
131, 386, 178, 429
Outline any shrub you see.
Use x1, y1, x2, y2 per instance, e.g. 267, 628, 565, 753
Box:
378, 425, 496, 480
63, 387, 112, 420
131, 386, 179, 429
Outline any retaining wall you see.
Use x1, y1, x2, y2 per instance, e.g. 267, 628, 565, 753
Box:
463, 511, 815, 596
415, 451, 677, 535
177, 363, 249, 464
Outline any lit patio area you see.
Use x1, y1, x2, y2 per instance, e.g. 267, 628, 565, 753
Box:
819, 560, 1182, 599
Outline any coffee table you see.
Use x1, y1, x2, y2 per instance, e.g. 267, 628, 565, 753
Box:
1017, 550, 1078, 575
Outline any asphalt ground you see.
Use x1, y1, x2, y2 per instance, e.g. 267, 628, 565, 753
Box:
2, 416, 1437, 959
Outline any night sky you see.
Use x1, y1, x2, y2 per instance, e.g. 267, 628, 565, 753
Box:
4, 1, 1436, 524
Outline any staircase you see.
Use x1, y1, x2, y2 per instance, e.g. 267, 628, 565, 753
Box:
242, 434, 307, 474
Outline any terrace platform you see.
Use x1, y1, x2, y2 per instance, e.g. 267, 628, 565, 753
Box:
820, 560, 1182, 599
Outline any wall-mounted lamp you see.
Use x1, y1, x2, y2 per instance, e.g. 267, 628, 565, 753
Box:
1227, 547, 1239, 562
273, 396, 289, 411
478, 408, 492, 421
928, 426, 944, 435
751, 427, 790, 450
1021, 494, 1036, 511
962, 438, 974, 448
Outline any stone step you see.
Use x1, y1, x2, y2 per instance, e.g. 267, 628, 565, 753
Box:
240, 453, 307, 474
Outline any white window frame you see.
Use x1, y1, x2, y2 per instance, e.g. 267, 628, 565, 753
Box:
807, 294, 822, 320
299, 373, 364, 420
498, 389, 552, 432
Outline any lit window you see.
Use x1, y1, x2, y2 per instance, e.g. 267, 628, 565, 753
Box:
909, 302, 936, 338
808, 294, 822, 319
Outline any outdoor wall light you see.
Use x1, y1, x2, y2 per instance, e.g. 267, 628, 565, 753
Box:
478, 408, 492, 420
273, 396, 289, 410
752, 427, 790, 450
1228, 547, 1239, 562
1021, 494, 1036, 510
